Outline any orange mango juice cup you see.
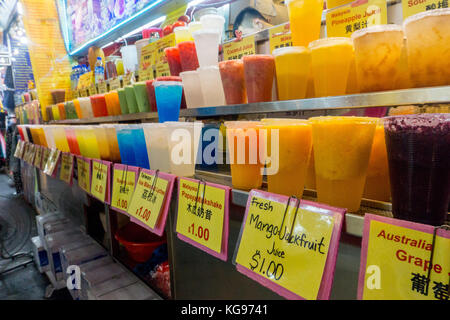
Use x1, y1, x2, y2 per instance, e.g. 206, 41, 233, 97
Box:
73, 99, 83, 119
93, 127, 112, 161
363, 120, 391, 202
352, 25, 404, 93
52, 126, 71, 153
403, 9, 450, 87
261, 119, 312, 198
310, 116, 377, 212
105, 91, 122, 116
100, 124, 122, 163
286, 0, 324, 47
305, 147, 316, 190
346, 51, 359, 94
225, 121, 265, 191
273, 47, 311, 100
309, 37, 354, 97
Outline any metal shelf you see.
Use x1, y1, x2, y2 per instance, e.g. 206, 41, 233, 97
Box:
49, 86, 450, 124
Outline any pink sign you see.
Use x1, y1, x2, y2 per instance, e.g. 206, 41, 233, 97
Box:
90, 159, 112, 204
110, 164, 140, 216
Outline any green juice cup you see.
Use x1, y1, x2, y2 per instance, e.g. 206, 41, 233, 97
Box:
133, 81, 151, 112
65, 101, 78, 119
124, 85, 139, 113
118, 88, 129, 114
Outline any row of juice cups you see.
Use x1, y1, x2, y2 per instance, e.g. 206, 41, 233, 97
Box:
19, 113, 449, 227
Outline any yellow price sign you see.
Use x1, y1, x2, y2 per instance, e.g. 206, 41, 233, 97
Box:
139, 42, 156, 81
77, 71, 93, 89
326, 0, 388, 37
109, 78, 121, 91
358, 214, 450, 300
269, 23, 293, 53
14, 140, 25, 159
33, 146, 43, 168
154, 33, 176, 78
176, 178, 230, 260
402, 0, 445, 20
59, 153, 74, 185
88, 83, 97, 96
98, 81, 107, 94
111, 165, 139, 214
235, 190, 344, 300
42, 148, 51, 168
26, 144, 36, 164
77, 157, 91, 193
223, 35, 256, 61
43, 148, 61, 176
90, 160, 110, 203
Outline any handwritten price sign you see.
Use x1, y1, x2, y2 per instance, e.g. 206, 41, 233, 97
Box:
90, 160, 111, 203
175, 178, 230, 260
59, 153, 74, 185
358, 214, 450, 300
111, 164, 139, 214
33, 146, 43, 168
43, 148, 61, 177
77, 157, 91, 193
14, 140, 25, 159
42, 148, 51, 169
234, 190, 345, 300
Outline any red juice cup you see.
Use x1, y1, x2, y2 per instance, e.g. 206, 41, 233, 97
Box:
243, 55, 275, 103
156, 76, 187, 109
177, 41, 199, 72
90, 94, 109, 117
145, 80, 157, 112
219, 60, 247, 105
164, 47, 182, 76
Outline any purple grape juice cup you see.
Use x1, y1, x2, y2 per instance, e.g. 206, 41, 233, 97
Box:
384, 113, 449, 226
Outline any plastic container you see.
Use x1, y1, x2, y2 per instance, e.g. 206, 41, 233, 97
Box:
65, 101, 78, 119
180, 71, 205, 108
115, 222, 166, 263
198, 66, 226, 107
174, 26, 193, 43
188, 21, 202, 34
135, 38, 150, 66
145, 80, 157, 112
51, 89, 65, 104
142, 123, 170, 172
243, 55, 275, 103
133, 81, 151, 113
116, 125, 137, 166
352, 25, 404, 93
286, 0, 324, 47
73, 99, 83, 119
105, 91, 122, 116
100, 124, 122, 163
153, 81, 183, 122
192, 30, 220, 67
177, 41, 200, 72
90, 94, 109, 117
117, 88, 129, 114
93, 126, 111, 161
120, 45, 138, 74
64, 127, 81, 156
164, 46, 182, 76
79, 97, 94, 119
57, 103, 66, 120
219, 60, 247, 105
199, 14, 225, 41
128, 125, 150, 169
156, 76, 187, 109
124, 85, 139, 113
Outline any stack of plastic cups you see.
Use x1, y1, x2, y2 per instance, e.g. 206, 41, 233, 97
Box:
197, 66, 226, 107
180, 71, 205, 108
142, 123, 170, 172
79, 97, 94, 119
199, 14, 225, 42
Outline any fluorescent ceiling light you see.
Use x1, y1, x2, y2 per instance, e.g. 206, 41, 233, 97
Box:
187, 0, 209, 9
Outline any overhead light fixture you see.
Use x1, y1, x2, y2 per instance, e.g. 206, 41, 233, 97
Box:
187, 0, 209, 9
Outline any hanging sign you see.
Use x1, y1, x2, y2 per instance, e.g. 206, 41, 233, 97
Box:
139, 42, 156, 81
111, 164, 140, 215
175, 177, 231, 261
25, 143, 36, 164
59, 153, 74, 185
326, 0, 388, 37
269, 23, 293, 53
43, 148, 61, 176
128, 170, 176, 236
109, 78, 121, 91
358, 214, 450, 300
234, 190, 345, 300
33, 145, 43, 168
402, 0, 446, 20
90, 160, 111, 204
154, 33, 176, 78
223, 35, 256, 61
88, 83, 97, 96
77, 156, 91, 193
14, 140, 26, 159
42, 147, 51, 170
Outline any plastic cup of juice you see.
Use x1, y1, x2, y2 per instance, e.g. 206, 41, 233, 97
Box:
225, 121, 266, 190
327, 0, 352, 9
128, 125, 151, 169
37, 126, 48, 147
394, 37, 411, 90
218, 60, 247, 105
29, 126, 41, 146
346, 51, 360, 94
116, 59, 124, 76
192, 30, 220, 68
145, 80, 157, 112
133, 82, 151, 113
100, 124, 121, 163
90, 94, 109, 117
262, 119, 313, 198
188, 21, 202, 34
174, 26, 193, 43
199, 14, 225, 41
309, 37, 354, 97
115, 125, 137, 166
305, 147, 316, 190
243, 55, 275, 103
403, 9, 450, 87
124, 85, 139, 114
197, 66, 226, 107
51, 89, 65, 104
57, 103, 67, 120
65, 101, 78, 119
52, 126, 71, 153
363, 120, 390, 202
43, 126, 56, 149
93, 126, 111, 161
117, 88, 129, 114
153, 81, 183, 123
78, 97, 94, 119
164, 46, 182, 76
105, 91, 122, 116
156, 76, 187, 109
164, 121, 204, 177
286, 0, 324, 47
82, 126, 101, 159
64, 126, 81, 156
180, 71, 206, 108
177, 41, 200, 72
142, 123, 171, 172
272, 47, 311, 100
310, 116, 378, 212
352, 25, 404, 93
52, 105, 60, 121
73, 99, 82, 119
384, 113, 449, 226
74, 126, 88, 157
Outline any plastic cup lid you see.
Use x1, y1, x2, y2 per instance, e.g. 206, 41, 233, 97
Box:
200, 14, 225, 24
192, 29, 221, 37
351, 24, 403, 40
403, 7, 450, 27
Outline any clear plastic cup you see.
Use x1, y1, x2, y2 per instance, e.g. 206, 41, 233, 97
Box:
164, 121, 204, 177
384, 113, 450, 226
124, 85, 139, 114
128, 125, 150, 169
403, 9, 450, 87
153, 81, 183, 123
286, 0, 323, 47
352, 25, 404, 93
43, 126, 56, 149
100, 124, 121, 163
310, 116, 378, 212
142, 123, 171, 172
65, 126, 81, 156
117, 88, 129, 114
243, 55, 275, 103
188, 21, 202, 34
164, 46, 182, 76
225, 121, 266, 190
78, 97, 93, 119
105, 91, 121, 116
82, 126, 101, 159
174, 26, 193, 43
115, 125, 138, 166
218, 60, 247, 105
309, 37, 354, 97
197, 66, 226, 107
192, 30, 221, 67
120, 45, 138, 73
93, 126, 111, 161
199, 14, 225, 41
177, 41, 199, 72
133, 81, 151, 113
273, 46, 311, 100
180, 70, 205, 108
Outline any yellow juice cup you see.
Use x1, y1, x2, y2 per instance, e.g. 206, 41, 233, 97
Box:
286, 0, 324, 47
52, 105, 60, 121
352, 25, 404, 93
52, 126, 70, 152
261, 119, 312, 198
93, 127, 111, 161
309, 37, 354, 97
346, 50, 359, 94
37, 127, 48, 147
82, 126, 101, 160
174, 26, 193, 43
363, 120, 391, 202
75, 127, 89, 157
101, 124, 122, 163
310, 116, 377, 212
403, 9, 450, 87
273, 47, 311, 100
29, 127, 41, 146
225, 121, 265, 191
305, 147, 316, 190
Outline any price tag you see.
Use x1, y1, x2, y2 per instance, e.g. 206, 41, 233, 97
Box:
25, 144, 36, 164
109, 78, 121, 91
128, 170, 176, 236
223, 35, 256, 61
73, 90, 79, 99
111, 164, 140, 215
77, 71, 94, 90
43, 148, 61, 177
59, 153, 74, 185
97, 81, 107, 94
234, 190, 345, 300
42, 148, 51, 169
123, 73, 133, 86
14, 140, 25, 159
77, 157, 91, 193
402, 0, 446, 20
88, 83, 97, 96
90, 160, 111, 203
358, 214, 450, 300
175, 178, 231, 260
269, 23, 293, 53
154, 33, 176, 78
326, 0, 388, 37
33, 146, 43, 168
139, 42, 156, 81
